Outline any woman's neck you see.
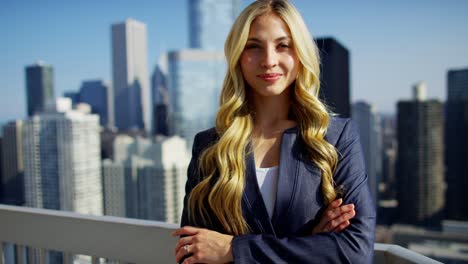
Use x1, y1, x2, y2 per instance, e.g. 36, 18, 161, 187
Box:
251, 90, 296, 135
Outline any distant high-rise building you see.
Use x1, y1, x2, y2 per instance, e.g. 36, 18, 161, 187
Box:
111, 19, 150, 132
152, 59, 170, 136
380, 114, 397, 200
396, 82, 445, 226
102, 135, 189, 223
316, 37, 350, 117
352, 101, 381, 204
79, 80, 112, 127
1, 121, 24, 205
22, 98, 103, 263
446, 67, 468, 221
0, 137, 3, 202
23, 98, 103, 214
188, 0, 240, 50
63, 91, 80, 105
25, 62, 55, 116
167, 50, 226, 148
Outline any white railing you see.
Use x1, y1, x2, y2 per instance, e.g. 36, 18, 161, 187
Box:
0, 204, 442, 264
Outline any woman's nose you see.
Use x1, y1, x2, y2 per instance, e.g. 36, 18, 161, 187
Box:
260, 48, 278, 69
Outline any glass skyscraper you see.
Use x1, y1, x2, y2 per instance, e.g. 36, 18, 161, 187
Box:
167, 50, 226, 149
79, 80, 112, 127
445, 68, 468, 221
25, 62, 55, 117
316, 38, 351, 118
188, 0, 240, 50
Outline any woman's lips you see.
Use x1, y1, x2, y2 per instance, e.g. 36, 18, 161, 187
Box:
257, 73, 282, 83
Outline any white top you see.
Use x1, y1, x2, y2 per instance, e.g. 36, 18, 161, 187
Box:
255, 166, 279, 219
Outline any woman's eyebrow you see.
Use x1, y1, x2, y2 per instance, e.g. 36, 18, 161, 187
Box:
246, 36, 292, 42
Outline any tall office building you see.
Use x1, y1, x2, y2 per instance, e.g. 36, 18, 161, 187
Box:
102, 135, 189, 223
352, 101, 381, 204
396, 82, 445, 226
25, 62, 55, 116
380, 114, 397, 200
0, 137, 3, 202
316, 37, 350, 117
111, 19, 150, 132
22, 98, 103, 264
188, 0, 240, 50
79, 80, 112, 127
152, 57, 170, 136
167, 50, 226, 148
22, 98, 103, 214
1, 121, 24, 205
446, 67, 468, 220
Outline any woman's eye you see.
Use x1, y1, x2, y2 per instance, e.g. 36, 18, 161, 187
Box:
278, 43, 290, 49
245, 44, 260, 49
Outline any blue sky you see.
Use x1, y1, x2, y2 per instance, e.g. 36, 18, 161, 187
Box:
1, 0, 468, 121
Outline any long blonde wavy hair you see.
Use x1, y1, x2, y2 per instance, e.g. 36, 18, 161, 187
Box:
188, 0, 339, 236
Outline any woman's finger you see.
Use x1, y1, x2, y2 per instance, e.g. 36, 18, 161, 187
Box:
174, 236, 193, 256
172, 226, 201, 237
331, 220, 350, 233
312, 199, 343, 233
324, 203, 354, 222
325, 209, 355, 231
175, 243, 194, 263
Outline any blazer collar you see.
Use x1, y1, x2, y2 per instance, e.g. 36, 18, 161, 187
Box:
242, 129, 300, 235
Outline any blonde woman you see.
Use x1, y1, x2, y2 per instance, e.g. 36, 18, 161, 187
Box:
172, 0, 376, 263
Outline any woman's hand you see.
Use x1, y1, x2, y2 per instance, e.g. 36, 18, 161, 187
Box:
172, 226, 234, 264
311, 198, 355, 234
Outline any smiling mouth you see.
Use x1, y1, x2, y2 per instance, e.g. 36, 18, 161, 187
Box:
257, 73, 283, 82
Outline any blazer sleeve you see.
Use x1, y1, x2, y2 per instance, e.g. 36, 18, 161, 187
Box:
180, 132, 204, 227
231, 119, 376, 263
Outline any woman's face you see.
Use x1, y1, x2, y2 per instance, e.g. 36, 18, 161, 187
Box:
240, 13, 299, 98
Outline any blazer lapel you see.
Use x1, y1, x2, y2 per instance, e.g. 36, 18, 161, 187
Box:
242, 142, 276, 235
271, 128, 300, 231
241, 129, 301, 236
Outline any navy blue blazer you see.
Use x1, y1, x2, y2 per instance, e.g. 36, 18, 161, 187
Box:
181, 118, 376, 263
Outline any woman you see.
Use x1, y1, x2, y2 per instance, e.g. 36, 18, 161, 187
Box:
172, 0, 376, 263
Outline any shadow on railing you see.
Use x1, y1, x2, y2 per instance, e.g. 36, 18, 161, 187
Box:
0, 204, 442, 264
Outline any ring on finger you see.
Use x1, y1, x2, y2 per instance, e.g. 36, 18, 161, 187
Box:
183, 244, 190, 254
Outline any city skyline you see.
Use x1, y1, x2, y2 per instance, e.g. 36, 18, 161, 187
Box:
2, 0, 468, 121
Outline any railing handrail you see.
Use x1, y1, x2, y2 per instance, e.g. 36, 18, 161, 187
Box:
0, 204, 179, 263
374, 243, 443, 264
0, 204, 443, 264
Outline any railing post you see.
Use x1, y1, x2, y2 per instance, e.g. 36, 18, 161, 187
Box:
91, 256, 100, 264
0, 242, 5, 264
63, 252, 72, 264
39, 249, 46, 264
16, 245, 25, 264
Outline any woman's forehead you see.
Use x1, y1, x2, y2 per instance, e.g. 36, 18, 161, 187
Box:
247, 13, 292, 40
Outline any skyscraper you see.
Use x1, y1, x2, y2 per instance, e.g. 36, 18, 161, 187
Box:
167, 50, 226, 148
316, 37, 350, 117
25, 61, 55, 116
0, 137, 3, 202
79, 80, 112, 127
446, 67, 468, 220
1, 121, 24, 205
188, 0, 240, 50
380, 114, 397, 200
22, 98, 103, 263
102, 135, 189, 223
396, 82, 445, 226
111, 19, 150, 132
352, 101, 381, 204
23, 98, 103, 214
152, 57, 170, 136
